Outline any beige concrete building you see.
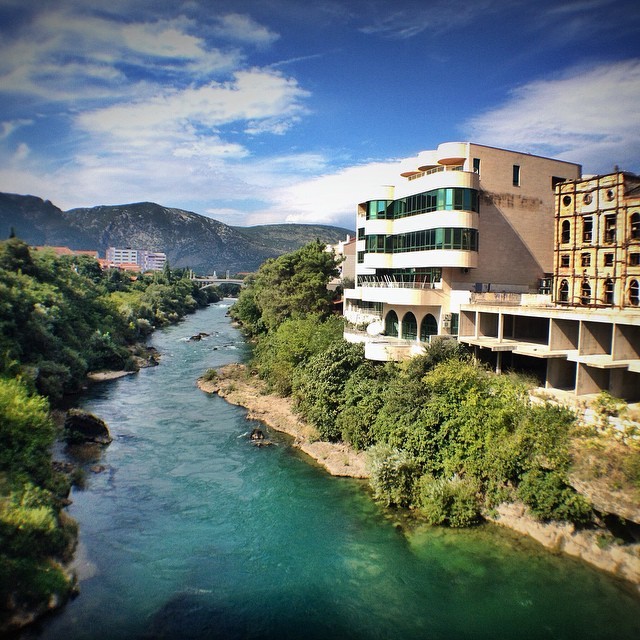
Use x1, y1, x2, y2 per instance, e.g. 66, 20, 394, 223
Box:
343, 142, 581, 360
458, 171, 640, 402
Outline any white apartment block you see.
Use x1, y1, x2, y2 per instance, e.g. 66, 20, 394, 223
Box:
105, 247, 167, 272
343, 142, 581, 361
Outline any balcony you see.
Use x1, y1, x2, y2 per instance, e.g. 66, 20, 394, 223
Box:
345, 281, 447, 307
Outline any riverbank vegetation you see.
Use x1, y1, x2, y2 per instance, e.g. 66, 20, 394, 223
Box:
0, 237, 220, 631
230, 242, 639, 535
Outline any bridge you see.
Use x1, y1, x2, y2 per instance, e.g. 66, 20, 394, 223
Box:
189, 271, 245, 289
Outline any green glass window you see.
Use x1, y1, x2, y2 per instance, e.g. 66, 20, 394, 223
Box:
385, 310, 399, 337
402, 312, 417, 340
420, 314, 438, 341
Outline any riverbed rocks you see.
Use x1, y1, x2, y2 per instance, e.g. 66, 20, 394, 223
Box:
64, 409, 112, 445
189, 332, 210, 341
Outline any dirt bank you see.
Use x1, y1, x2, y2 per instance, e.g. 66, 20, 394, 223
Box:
197, 363, 368, 478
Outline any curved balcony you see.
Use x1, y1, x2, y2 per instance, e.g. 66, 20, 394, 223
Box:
436, 141, 469, 166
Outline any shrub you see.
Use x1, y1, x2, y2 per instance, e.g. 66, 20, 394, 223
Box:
367, 444, 420, 508
293, 340, 366, 441
517, 468, 592, 524
417, 474, 481, 527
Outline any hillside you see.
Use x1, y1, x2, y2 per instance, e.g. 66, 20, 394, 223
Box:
0, 193, 352, 273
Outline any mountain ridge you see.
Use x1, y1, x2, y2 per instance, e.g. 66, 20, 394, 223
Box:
0, 192, 353, 273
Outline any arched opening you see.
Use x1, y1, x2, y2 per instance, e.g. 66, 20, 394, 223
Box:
604, 278, 614, 305
401, 312, 417, 340
629, 280, 640, 306
558, 279, 569, 303
580, 280, 591, 305
561, 220, 570, 244
420, 314, 438, 342
385, 310, 399, 337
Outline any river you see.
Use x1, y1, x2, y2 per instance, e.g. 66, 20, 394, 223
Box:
23, 302, 640, 640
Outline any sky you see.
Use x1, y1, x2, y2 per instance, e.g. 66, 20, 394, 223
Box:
0, 0, 639, 230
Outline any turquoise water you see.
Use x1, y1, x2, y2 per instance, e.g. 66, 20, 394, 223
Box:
25, 303, 640, 639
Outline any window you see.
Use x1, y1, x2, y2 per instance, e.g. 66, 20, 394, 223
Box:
450, 313, 459, 336
562, 195, 572, 207
604, 253, 614, 267
560, 254, 570, 267
631, 212, 640, 240
552, 176, 565, 189
357, 227, 365, 240
512, 164, 520, 186
630, 253, 640, 266
357, 251, 364, 264
561, 220, 571, 244
604, 278, 614, 305
582, 217, 593, 243
385, 310, 399, 337
581, 252, 591, 267
630, 280, 640, 306
558, 279, 569, 302
581, 280, 591, 305
473, 158, 480, 174
420, 314, 438, 341
604, 214, 616, 243
401, 312, 417, 340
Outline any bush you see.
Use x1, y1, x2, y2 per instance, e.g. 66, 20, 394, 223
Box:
517, 469, 592, 524
367, 444, 420, 508
417, 474, 481, 527
293, 340, 366, 441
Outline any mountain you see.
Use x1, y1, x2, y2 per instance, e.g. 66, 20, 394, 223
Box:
0, 193, 353, 273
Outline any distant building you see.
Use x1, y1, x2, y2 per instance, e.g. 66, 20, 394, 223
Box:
105, 247, 167, 272
327, 235, 356, 291
343, 142, 581, 360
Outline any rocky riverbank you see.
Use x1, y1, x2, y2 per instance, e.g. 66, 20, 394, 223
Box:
197, 363, 368, 478
198, 363, 640, 590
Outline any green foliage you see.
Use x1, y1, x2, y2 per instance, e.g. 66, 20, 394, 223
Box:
416, 474, 481, 527
254, 315, 344, 396
293, 340, 366, 441
233, 240, 340, 334
517, 469, 592, 523
367, 444, 420, 508
335, 363, 386, 450
0, 377, 54, 485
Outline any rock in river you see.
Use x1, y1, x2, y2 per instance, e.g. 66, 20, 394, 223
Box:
64, 409, 112, 445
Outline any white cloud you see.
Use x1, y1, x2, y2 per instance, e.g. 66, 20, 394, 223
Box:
244, 159, 405, 228
0, 8, 242, 101
464, 59, 640, 173
1, 119, 33, 140
212, 13, 280, 47
13, 143, 30, 162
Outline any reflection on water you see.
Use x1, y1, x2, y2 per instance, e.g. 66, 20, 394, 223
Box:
25, 303, 640, 640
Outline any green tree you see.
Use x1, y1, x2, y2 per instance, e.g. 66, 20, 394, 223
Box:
254, 314, 344, 396
293, 340, 366, 441
250, 240, 340, 332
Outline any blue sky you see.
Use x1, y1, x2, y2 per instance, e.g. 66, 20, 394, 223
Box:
0, 0, 638, 230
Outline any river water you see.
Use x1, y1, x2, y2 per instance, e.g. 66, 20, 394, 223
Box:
24, 302, 640, 640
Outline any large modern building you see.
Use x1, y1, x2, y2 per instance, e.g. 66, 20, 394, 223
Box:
458, 170, 640, 401
343, 142, 581, 360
